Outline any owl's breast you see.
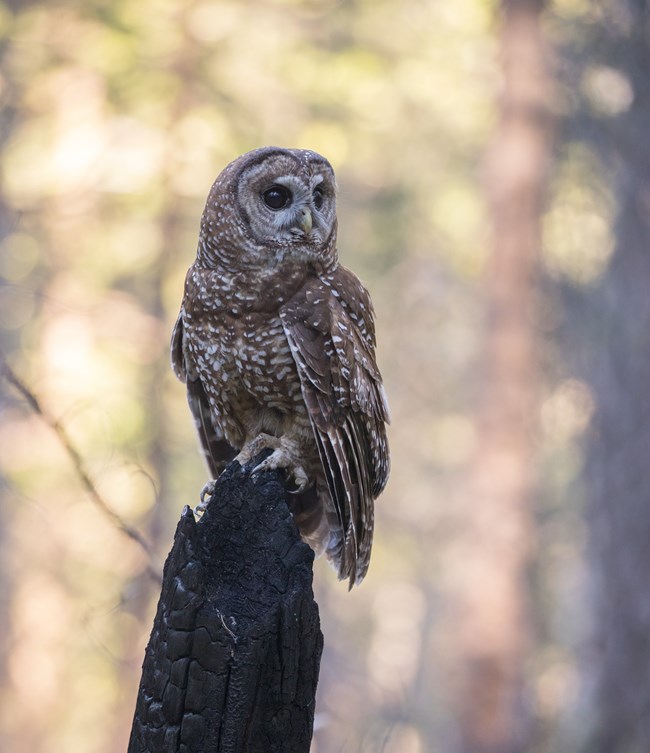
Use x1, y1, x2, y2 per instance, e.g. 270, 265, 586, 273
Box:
188, 310, 303, 415
233, 314, 302, 402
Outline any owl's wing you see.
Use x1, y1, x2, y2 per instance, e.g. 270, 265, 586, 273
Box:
280, 267, 390, 586
171, 312, 236, 477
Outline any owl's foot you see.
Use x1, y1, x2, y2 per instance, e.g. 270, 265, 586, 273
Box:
255, 450, 310, 492
236, 433, 310, 493
234, 433, 279, 467
194, 479, 216, 516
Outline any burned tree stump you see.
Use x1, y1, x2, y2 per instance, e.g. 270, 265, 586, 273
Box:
128, 457, 323, 753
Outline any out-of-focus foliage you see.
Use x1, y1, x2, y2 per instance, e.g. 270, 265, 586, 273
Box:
0, 0, 634, 752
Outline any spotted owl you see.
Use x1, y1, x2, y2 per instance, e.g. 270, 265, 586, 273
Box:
171, 146, 390, 586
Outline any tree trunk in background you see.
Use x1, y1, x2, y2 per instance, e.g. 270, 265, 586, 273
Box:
580, 2, 650, 748
449, 1, 552, 751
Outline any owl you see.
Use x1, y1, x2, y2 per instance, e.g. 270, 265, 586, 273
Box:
171, 146, 390, 587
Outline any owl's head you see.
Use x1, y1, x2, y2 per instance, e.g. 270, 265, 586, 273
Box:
200, 147, 338, 270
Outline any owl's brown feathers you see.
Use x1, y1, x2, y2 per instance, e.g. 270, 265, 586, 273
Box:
171, 147, 389, 586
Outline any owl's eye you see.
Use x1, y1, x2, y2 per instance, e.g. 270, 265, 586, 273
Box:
263, 185, 292, 210
312, 186, 324, 210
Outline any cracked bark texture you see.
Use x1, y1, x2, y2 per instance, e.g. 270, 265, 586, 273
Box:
128, 457, 323, 753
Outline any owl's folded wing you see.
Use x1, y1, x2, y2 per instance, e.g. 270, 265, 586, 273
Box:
171, 312, 236, 477
280, 267, 390, 586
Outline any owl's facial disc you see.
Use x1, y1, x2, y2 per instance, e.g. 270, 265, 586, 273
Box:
255, 174, 329, 244
235, 154, 337, 256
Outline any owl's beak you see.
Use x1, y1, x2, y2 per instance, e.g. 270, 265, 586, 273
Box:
300, 207, 313, 235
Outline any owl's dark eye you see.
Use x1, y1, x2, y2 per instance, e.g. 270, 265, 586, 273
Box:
263, 185, 292, 210
312, 186, 324, 210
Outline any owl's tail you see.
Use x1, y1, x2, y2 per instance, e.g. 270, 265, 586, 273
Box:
289, 479, 367, 588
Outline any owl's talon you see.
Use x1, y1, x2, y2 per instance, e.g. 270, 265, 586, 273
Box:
286, 483, 309, 496
195, 480, 216, 516
200, 480, 216, 504
286, 471, 310, 494
252, 453, 309, 493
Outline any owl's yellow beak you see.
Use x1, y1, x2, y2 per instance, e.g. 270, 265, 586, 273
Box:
300, 207, 313, 235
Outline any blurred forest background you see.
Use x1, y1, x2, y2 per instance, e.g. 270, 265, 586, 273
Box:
1, 0, 649, 752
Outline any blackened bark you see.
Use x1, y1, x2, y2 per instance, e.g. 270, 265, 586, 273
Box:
128, 457, 323, 753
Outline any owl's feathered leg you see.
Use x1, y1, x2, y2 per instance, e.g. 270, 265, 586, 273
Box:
236, 433, 309, 492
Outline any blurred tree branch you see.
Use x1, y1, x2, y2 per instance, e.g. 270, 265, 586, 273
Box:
1, 354, 161, 583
